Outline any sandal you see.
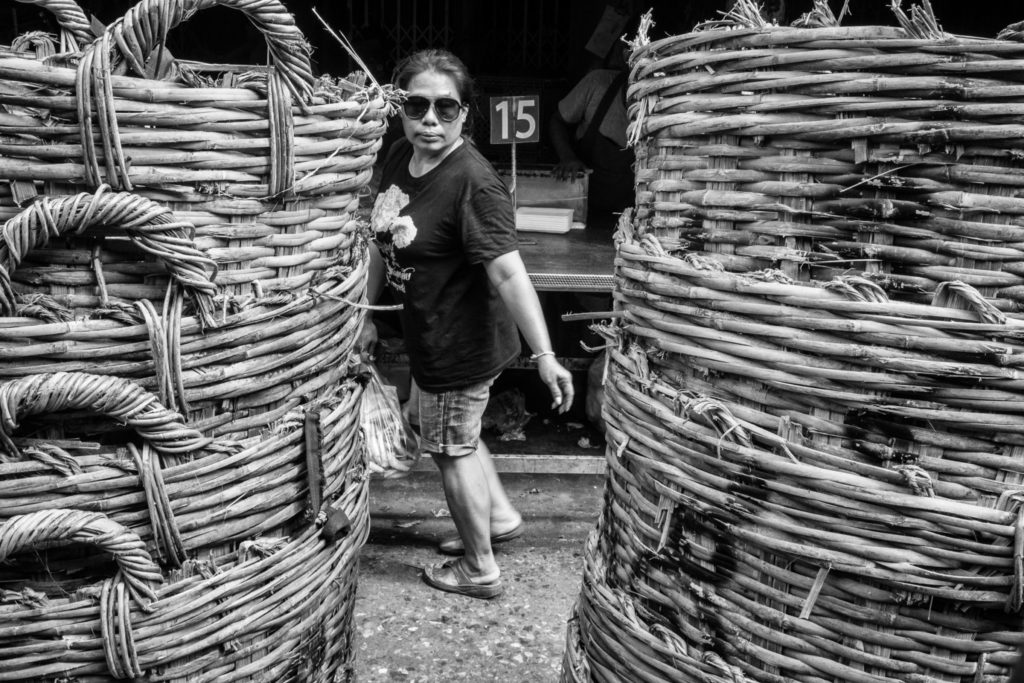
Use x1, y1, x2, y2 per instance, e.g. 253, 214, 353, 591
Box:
437, 523, 524, 556
422, 559, 504, 600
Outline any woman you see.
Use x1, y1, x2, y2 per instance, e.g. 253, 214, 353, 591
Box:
366, 49, 575, 600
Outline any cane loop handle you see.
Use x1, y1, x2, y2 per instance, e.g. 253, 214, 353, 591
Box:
824, 275, 890, 303
12, 0, 94, 49
0, 508, 160, 678
0, 372, 211, 459
104, 0, 314, 101
0, 187, 219, 327
932, 280, 1007, 325
70, 0, 314, 191
0, 508, 162, 603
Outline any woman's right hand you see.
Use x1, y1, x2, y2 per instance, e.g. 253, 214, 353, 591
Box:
537, 355, 575, 414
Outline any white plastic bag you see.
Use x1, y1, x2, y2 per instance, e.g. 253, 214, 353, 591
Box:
360, 363, 421, 478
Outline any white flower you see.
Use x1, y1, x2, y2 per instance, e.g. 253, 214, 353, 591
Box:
371, 185, 409, 234
390, 215, 417, 249
370, 184, 418, 248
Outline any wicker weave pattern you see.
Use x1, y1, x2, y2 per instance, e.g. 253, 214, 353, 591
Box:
0, 0, 384, 432
561, 601, 590, 683
0, 3, 378, 679
628, 15, 1024, 310
563, 5, 1024, 681
0, 187, 218, 322
573, 336, 1024, 680
0, 372, 368, 680
0, 187, 369, 428
0, 0, 391, 296
0, 371, 363, 549
561, 237, 1024, 681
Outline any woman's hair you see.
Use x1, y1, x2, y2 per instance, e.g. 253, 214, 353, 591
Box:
392, 49, 475, 102
392, 49, 477, 137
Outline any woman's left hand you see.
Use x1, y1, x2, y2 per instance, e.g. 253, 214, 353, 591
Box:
357, 317, 378, 359
537, 355, 575, 413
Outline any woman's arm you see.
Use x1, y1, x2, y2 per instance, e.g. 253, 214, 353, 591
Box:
366, 241, 386, 305
485, 251, 575, 413
358, 242, 387, 354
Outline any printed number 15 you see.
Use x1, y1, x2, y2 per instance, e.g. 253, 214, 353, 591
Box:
495, 97, 537, 141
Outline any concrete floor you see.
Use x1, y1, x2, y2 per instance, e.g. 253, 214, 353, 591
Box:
353, 468, 605, 683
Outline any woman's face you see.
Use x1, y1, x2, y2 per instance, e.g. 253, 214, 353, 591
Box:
400, 70, 466, 159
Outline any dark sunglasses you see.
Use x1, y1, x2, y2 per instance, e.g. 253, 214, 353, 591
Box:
402, 95, 465, 122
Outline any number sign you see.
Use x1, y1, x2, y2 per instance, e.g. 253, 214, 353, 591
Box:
489, 95, 540, 145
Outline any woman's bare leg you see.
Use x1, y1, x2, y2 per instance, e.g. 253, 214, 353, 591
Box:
432, 450, 499, 580
475, 440, 522, 532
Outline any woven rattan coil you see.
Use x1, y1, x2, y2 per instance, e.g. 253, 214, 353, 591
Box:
564, 228, 1024, 681
0, 186, 369, 429
0, 0, 392, 296
0, 370, 368, 680
565, 4, 1024, 680
627, 4, 1024, 312
5, 0, 92, 55
560, 594, 592, 683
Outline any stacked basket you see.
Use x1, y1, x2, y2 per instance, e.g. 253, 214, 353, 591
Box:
0, 0, 393, 431
564, 3, 1024, 682
0, 0, 391, 680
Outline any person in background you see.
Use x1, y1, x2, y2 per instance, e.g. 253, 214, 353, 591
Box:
363, 49, 575, 600
548, 4, 636, 233
546, 4, 636, 433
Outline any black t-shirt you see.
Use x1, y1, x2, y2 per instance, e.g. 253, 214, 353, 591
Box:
374, 138, 521, 391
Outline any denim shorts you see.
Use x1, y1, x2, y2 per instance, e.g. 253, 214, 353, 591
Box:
417, 376, 495, 457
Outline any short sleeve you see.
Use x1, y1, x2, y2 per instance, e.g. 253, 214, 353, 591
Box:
460, 180, 518, 265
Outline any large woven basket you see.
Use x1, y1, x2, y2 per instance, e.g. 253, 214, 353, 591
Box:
0, 4, 380, 679
0, 187, 369, 433
571, 236, 1024, 681
0, 370, 368, 681
563, 4, 1024, 681
628, 2, 1024, 310
0, 0, 391, 297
